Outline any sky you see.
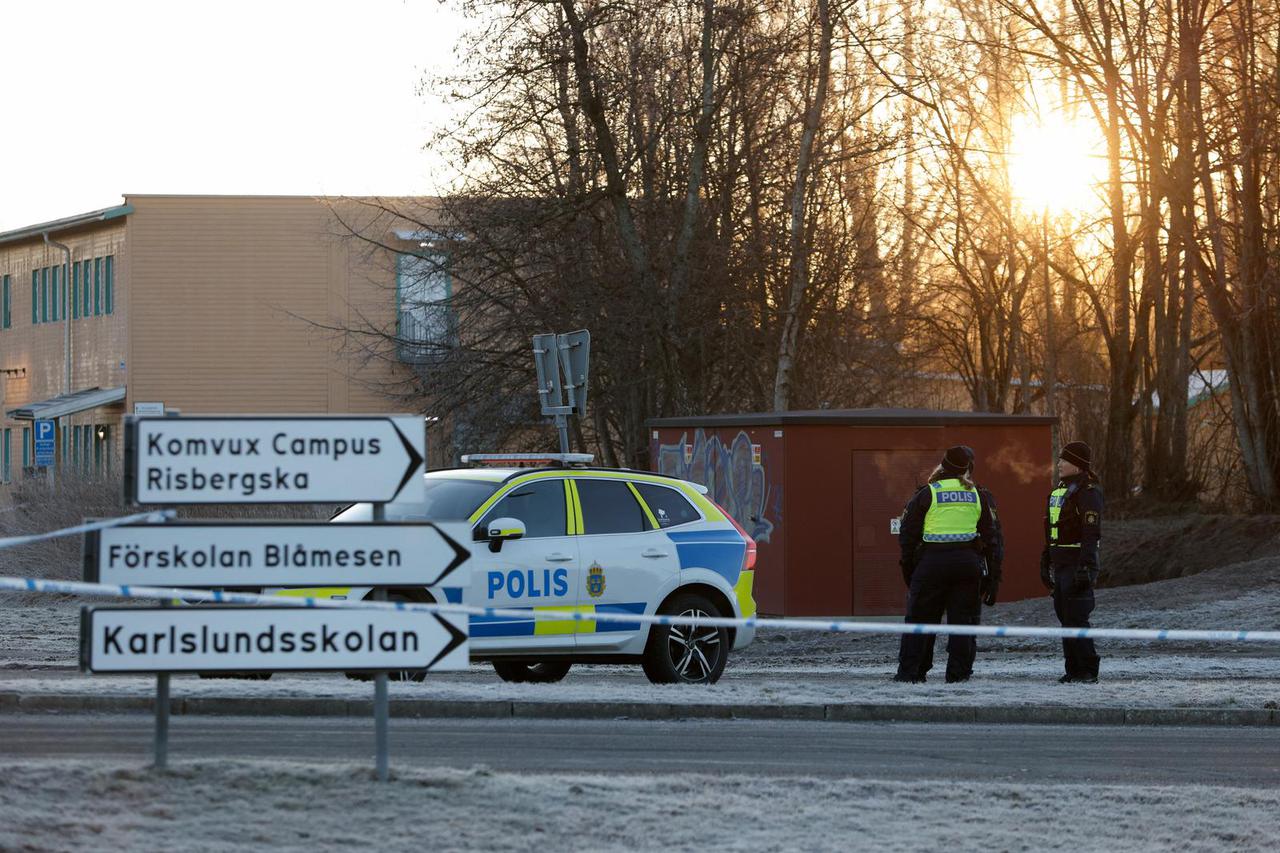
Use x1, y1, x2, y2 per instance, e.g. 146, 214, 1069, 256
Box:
0, 0, 468, 232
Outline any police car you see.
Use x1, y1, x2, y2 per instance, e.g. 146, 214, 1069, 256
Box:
302, 454, 757, 684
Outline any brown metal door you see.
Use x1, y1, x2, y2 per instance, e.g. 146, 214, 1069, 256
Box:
851, 449, 942, 615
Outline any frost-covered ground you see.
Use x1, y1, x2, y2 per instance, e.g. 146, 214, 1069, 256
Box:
2, 556, 1278, 710
0, 759, 1276, 852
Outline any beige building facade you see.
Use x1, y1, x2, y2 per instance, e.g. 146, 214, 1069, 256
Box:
0, 195, 444, 490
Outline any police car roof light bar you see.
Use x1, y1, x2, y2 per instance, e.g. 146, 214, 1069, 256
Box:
461, 453, 595, 468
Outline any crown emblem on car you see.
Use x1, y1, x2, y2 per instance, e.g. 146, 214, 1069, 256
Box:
587, 562, 606, 598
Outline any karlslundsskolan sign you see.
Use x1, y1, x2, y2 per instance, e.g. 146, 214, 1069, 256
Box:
124, 415, 426, 505
80, 607, 469, 673
83, 521, 471, 589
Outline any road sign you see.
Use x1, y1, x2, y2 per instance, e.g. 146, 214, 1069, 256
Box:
533, 333, 565, 416
80, 606, 469, 673
84, 520, 471, 588
557, 329, 590, 414
133, 402, 165, 416
124, 415, 426, 505
34, 419, 55, 468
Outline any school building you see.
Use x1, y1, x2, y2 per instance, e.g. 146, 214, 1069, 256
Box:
0, 195, 451, 490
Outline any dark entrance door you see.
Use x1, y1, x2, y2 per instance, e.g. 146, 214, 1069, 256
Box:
850, 449, 942, 615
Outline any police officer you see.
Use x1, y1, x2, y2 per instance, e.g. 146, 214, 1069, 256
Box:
895, 446, 1003, 683
1041, 440, 1104, 683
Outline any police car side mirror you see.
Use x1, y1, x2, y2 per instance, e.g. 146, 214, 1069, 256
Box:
481, 517, 526, 553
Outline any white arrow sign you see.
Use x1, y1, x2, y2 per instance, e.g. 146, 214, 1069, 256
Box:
81, 607, 469, 673
125, 415, 426, 505
84, 521, 471, 588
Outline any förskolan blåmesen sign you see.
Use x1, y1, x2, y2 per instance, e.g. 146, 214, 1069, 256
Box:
81, 607, 469, 673
84, 521, 471, 588
124, 415, 425, 505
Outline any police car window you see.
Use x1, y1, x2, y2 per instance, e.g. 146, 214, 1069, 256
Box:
576, 479, 647, 535
633, 483, 701, 528
480, 479, 566, 538
418, 479, 500, 520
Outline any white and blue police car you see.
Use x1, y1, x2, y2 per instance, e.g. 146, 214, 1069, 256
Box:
293, 454, 757, 685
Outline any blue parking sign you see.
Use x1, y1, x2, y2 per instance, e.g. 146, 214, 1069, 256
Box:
34, 419, 55, 468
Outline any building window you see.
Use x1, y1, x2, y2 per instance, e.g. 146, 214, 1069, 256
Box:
81, 260, 91, 317
396, 251, 453, 363
2, 428, 10, 483
40, 267, 49, 323
31, 270, 38, 325
51, 265, 60, 322
2, 275, 10, 329
21, 426, 30, 470
71, 263, 79, 319
104, 255, 114, 314
93, 258, 102, 316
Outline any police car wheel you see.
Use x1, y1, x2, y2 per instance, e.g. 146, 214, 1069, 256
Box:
642, 593, 728, 685
491, 661, 572, 683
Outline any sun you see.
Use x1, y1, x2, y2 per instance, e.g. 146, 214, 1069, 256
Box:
1008, 110, 1106, 216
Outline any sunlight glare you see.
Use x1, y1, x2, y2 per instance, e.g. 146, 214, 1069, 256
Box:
1008, 112, 1105, 216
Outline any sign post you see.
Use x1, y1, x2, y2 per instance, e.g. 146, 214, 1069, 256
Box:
85, 413, 466, 779
155, 598, 171, 770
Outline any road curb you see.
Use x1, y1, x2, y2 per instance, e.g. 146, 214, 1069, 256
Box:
0, 693, 1274, 726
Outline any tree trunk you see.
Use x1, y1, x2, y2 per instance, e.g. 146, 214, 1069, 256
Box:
773, 0, 834, 411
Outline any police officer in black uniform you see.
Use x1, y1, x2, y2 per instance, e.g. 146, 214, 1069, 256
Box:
895, 446, 1004, 684
1041, 440, 1104, 683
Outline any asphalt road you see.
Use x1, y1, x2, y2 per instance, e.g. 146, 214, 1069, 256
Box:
3, 714, 1277, 786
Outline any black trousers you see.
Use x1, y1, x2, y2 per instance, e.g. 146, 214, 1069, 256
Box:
897, 549, 983, 681
1052, 565, 1100, 678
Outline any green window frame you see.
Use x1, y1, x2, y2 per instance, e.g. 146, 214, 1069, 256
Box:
40, 267, 48, 323
2, 274, 10, 329
22, 426, 30, 469
31, 270, 38, 324
2, 428, 10, 483
104, 255, 114, 314
81, 260, 91, 317
51, 265, 60, 322
71, 263, 79, 319
94, 258, 101, 316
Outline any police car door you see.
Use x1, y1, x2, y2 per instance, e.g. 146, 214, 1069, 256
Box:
572, 477, 679, 652
472, 478, 581, 653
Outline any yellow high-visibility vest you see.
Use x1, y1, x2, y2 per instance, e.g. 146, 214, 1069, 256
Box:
1048, 486, 1082, 548
922, 479, 981, 543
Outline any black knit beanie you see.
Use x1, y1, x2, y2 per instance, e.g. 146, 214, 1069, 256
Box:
941, 445, 974, 476
1060, 441, 1092, 471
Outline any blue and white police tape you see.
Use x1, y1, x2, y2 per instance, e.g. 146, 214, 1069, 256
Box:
0, 510, 174, 552
4, 574, 1280, 644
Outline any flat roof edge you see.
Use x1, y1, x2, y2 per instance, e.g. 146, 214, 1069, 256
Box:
646, 410, 1060, 428
0, 204, 133, 247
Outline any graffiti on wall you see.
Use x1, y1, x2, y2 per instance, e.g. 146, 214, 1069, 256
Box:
657, 429, 778, 543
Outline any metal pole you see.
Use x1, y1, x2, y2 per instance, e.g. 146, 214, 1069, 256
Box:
372, 502, 389, 782
155, 599, 171, 769
555, 413, 570, 454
